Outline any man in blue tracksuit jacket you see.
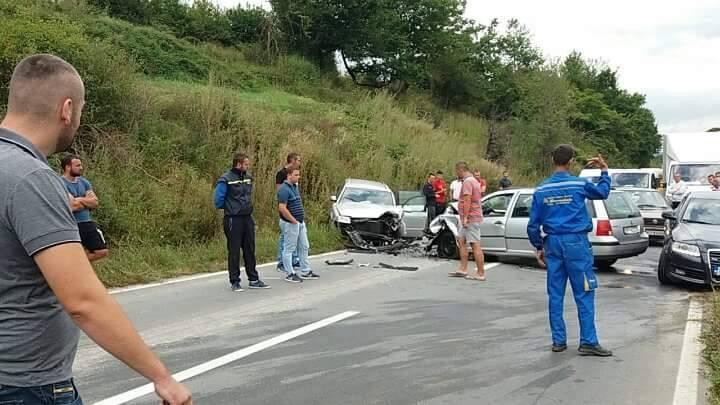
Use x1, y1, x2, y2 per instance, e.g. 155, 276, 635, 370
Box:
527, 144, 613, 357
214, 153, 271, 292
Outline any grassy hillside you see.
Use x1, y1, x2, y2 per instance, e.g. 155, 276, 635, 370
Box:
1, 0, 511, 287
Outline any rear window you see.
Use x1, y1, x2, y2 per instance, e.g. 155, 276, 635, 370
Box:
604, 192, 641, 219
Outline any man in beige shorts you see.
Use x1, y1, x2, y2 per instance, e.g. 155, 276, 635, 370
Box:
449, 162, 486, 281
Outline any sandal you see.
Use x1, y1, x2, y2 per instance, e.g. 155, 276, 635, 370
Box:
448, 271, 468, 278
464, 275, 486, 281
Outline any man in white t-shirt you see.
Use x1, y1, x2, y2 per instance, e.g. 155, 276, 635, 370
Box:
450, 177, 463, 202
667, 172, 688, 208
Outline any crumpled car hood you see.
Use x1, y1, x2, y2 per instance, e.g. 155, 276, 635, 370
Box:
336, 202, 402, 219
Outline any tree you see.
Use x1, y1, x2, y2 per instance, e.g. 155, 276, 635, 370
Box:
270, 0, 473, 86
510, 70, 579, 176
226, 5, 269, 44
561, 52, 659, 168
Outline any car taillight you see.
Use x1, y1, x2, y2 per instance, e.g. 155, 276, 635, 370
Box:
596, 220, 612, 236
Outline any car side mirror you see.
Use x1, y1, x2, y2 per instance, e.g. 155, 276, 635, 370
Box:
661, 210, 676, 220
330, 195, 337, 202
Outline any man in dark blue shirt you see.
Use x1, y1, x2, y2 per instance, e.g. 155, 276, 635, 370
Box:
527, 145, 613, 357
61, 154, 108, 262
277, 168, 319, 283
214, 153, 270, 292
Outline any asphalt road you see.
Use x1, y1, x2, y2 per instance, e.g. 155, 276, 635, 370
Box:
75, 246, 702, 405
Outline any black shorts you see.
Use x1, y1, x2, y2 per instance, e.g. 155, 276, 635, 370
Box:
78, 222, 107, 252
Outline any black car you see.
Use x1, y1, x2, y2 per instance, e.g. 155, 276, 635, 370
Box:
658, 191, 720, 286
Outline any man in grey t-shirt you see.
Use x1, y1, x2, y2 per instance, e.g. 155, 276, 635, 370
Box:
0, 55, 191, 404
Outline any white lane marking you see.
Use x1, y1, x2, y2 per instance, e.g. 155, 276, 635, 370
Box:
109, 250, 346, 295
672, 298, 703, 405
93, 310, 360, 405
485, 263, 500, 271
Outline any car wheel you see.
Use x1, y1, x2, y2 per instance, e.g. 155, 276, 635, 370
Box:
657, 251, 671, 285
436, 230, 459, 259
594, 259, 617, 271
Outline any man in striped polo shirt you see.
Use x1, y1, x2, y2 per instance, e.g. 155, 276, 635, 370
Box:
450, 161, 486, 281
277, 168, 320, 283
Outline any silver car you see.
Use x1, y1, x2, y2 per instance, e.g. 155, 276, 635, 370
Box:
429, 188, 649, 269
330, 179, 425, 248
620, 188, 671, 242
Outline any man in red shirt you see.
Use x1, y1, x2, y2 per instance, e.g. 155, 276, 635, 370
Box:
473, 170, 487, 194
450, 162, 486, 281
433, 171, 447, 216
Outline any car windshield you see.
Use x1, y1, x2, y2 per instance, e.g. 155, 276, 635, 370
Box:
604, 192, 641, 219
341, 188, 395, 206
626, 190, 668, 209
588, 173, 650, 188
681, 198, 720, 225
670, 164, 720, 185
611, 173, 650, 188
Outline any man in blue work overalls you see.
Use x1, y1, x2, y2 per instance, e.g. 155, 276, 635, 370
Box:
527, 145, 613, 357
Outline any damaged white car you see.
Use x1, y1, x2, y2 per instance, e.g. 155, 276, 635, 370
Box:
330, 179, 421, 251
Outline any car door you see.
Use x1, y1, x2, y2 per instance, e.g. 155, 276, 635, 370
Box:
504, 193, 536, 257
398, 191, 427, 238
480, 192, 514, 253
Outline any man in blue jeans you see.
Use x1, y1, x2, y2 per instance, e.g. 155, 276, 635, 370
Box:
277, 168, 320, 283
275, 153, 301, 271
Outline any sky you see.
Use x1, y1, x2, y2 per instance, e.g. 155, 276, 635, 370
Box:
217, 0, 720, 133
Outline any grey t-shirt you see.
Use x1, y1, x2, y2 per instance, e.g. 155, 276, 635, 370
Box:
0, 128, 81, 386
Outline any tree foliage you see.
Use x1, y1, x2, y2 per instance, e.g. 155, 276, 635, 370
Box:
84, 0, 659, 170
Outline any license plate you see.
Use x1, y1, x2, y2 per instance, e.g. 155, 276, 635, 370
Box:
624, 225, 640, 235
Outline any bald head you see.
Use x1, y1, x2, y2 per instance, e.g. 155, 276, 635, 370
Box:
4, 54, 85, 154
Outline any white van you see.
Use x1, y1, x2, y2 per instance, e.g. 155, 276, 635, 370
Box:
579, 168, 663, 190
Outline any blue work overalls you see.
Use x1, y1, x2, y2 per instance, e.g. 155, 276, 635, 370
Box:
527, 171, 611, 346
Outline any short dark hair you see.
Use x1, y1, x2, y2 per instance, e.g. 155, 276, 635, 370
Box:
436, 170, 444, 175
455, 161, 468, 172
8, 54, 82, 116
287, 168, 300, 178
61, 154, 80, 171
232, 152, 248, 167
552, 144, 575, 166
428, 173, 435, 177
287, 152, 300, 164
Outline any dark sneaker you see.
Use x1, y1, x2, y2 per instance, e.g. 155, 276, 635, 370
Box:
284, 274, 303, 283
552, 344, 568, 353
300, 271, 320, 280
231, 283, 243, 292
578, 344, 613, 357
249, 280, 271, 289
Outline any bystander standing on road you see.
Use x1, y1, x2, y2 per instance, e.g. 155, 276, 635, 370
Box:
278, 168, 320, 283
499, 171, 512, 190
433, 170, 447, 216
275, 152, 301, 272
449, 162, 486, 281
423, 173, 436, 233
214, 153, 271, 292
473, 170, 487, 194
667, 172, 688, 208
0, 53, 191, 405
527, 144, 613, 357
449, 175, 463, 202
